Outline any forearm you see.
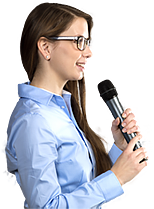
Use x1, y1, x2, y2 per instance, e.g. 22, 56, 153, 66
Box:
42, 171, 124, 209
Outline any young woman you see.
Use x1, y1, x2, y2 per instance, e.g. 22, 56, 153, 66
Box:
5, 3, 147, 209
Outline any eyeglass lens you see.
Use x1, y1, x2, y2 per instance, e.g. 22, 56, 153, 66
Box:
78, 37, 86, 50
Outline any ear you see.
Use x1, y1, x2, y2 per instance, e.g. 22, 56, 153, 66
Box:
37, 37, 51, 61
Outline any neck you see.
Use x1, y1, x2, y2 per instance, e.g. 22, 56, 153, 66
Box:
30, 67, 67, 96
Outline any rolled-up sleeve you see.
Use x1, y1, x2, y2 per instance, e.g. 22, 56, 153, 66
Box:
12, 114, 123, 209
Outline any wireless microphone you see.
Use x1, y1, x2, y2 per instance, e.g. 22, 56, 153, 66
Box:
98, 80, 147, 162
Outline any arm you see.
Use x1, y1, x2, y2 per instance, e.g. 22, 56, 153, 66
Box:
108, 141, 131, 192
14, 114, 123, 209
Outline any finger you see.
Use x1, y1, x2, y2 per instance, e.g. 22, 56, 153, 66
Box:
126, 134, 142, 152
122, 112, 141, 128
114, 117, 120, 126
136, 151, 147, 163
137, 160, 148, 173
115, 117, 120, 125
134, 147, 145, 156
122, 121, 138, 133
126, 126, 140, 134
122, 112, 135, 127
136, 131, 142, 136
122, 106, 131, 118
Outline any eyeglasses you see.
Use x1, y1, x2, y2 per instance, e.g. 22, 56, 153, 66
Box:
45, 36, 91, 51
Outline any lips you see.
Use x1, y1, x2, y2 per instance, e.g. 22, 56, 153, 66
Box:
76, 62, 86, 70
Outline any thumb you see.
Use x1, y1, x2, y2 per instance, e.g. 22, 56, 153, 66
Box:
115, 117, 120, 125
127, 136, 141, 152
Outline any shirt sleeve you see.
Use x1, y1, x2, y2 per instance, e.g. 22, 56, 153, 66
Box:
13, 113, 123, 209
109, 143, 123, 165
108, 141, 131, 193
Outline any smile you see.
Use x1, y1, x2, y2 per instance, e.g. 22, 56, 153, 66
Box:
76, 62, 86, 70
76, 65, 87, 72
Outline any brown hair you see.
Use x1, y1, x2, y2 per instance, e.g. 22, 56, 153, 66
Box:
20, 3, 111, 176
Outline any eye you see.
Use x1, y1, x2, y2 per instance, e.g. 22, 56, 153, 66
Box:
78, 37, 85, 49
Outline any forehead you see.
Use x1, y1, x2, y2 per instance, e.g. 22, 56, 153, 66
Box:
61, 17, 89, 38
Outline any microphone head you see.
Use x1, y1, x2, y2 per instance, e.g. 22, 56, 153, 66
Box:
95, 77, 119, 106
95, 77, 124, 119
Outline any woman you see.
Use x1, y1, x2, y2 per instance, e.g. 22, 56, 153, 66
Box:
5, 3, 147, 209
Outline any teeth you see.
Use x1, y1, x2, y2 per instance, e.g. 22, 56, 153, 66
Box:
77, 63, 85, 67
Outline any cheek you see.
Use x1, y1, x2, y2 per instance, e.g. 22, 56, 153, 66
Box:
56, 44, 81, 68
59, 48, 73, 66
61, 48, 80, 66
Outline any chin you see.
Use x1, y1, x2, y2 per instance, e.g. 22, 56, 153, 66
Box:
77, 72, 84, 80
70, 72, 84, 81
77, 76, 83, 81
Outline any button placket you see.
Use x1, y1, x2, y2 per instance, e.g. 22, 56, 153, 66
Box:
83, 136, 96, 178
74, 125, 95, 177
56, 97, 71, 118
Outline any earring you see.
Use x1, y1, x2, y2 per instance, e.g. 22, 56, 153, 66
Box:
46, 56, 49, 59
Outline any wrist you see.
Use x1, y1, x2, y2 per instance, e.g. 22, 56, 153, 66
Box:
116, 175, 124, 186
118, 179, 126, 189
111, 168, 124, 186
114, 140, 128, 151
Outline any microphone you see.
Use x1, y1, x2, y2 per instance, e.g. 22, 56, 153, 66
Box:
98, 80, 147, 162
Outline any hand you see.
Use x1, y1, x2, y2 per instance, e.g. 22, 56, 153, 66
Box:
111, 108, 140, 151
111, 134, 148, 186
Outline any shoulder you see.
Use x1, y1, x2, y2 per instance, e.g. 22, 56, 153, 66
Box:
8, 97, 55, 131
7, 99, 58, 147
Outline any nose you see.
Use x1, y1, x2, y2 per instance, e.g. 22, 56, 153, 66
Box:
82, 46, 93, 58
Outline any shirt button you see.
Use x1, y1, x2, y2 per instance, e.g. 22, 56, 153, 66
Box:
61, 106, 65, 109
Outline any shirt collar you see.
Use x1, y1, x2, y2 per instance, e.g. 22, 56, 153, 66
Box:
18, 82, 71, 106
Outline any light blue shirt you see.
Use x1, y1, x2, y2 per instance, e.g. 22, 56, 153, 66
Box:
5, 82, 123, 209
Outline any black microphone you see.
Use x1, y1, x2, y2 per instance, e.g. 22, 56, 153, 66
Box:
98, 80, 147, 162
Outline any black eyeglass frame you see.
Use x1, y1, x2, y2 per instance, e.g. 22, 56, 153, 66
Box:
45, 36, 91, 51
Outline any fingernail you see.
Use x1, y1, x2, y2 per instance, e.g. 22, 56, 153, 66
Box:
122, 113, 127, 118
122, 128, 127, 133
122, 122, 126, 127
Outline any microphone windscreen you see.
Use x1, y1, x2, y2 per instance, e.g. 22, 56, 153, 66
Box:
95, 77, 119, 106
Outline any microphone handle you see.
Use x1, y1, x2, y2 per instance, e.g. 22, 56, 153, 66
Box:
106, 96, 142, 151
118, 125, 141, 151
